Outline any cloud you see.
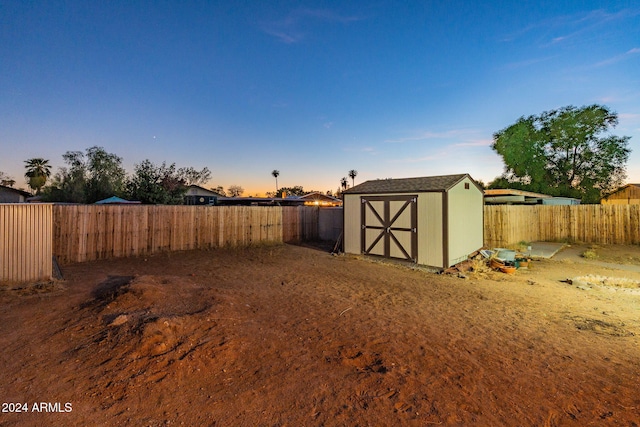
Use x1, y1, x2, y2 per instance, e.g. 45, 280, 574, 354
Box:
501, 8, 640, 47
343, 145, 377, 155
384, 128, 479, 144
261, 8, 363, 44
452, 139, 493, 147
619, 113, 640, 125
593, 47, 640, 67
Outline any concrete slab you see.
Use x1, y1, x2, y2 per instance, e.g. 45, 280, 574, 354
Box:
552, 244, 640, 273
528, 242, 566, 259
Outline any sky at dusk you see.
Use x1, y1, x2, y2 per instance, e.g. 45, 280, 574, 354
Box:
1, 1, 639, 196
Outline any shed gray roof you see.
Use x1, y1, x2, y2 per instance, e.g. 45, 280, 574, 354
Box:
344, 174, 472, 194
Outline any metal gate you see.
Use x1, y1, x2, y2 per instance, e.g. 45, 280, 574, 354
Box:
360, 195, 417, 262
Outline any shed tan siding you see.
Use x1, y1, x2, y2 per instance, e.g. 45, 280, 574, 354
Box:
447, 177, 484, 266
343, 195, 361, 254
417, 192, 443, 268
0, 204, 52, 284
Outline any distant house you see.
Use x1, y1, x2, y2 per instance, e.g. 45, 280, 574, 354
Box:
601, 184, 640, 205
184, 185, 223, 205
0, 185, 32, 203
216, 196, 306, 206
297, 192, 342, 207
484, 189, 580, 205
95, 196, 141, 205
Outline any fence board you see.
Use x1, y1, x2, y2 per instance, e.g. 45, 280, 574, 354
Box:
484, 205, 640, 247
52, 205, 298, 264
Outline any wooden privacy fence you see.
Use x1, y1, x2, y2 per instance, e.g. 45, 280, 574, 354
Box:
6, 203, 640, 283
54, 205, 319, 265
0, 204, 52, 284
484, 204, 640, 247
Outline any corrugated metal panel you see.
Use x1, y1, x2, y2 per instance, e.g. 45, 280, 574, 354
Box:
0, 204, 52, 284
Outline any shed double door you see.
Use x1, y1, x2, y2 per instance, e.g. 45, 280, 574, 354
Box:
360, 195, 417, 262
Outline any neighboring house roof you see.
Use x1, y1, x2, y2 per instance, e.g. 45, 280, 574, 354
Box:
0, 185, 32, 198
216, 197, 306, 206
343, 174, 474, 194
484, 189, 580, 205
483, 189, 552, 199
95, 196, 141, 204
185, 185, 223, 197
298, 192, 342, 203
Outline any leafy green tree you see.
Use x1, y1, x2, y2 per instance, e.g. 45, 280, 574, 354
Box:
47, 151, 88, 202
84, 147, 126, 202
126, 160, 167, 204
179, 166, 211, 186
42, 147, 125, 203
211, 186, 226, 196
0, 171, 15, 187
127, 159, 187, 205
126, 160, 208, 204
24, 158, 52, 194
227, 185, 244, 197
491, 104, 631, 203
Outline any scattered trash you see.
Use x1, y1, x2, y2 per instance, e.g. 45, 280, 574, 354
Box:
496, 249, 516, 261
487, 247, 532, 273
444, 247, 532, 276
500, 265, 516, 274
479, 249, 494, 259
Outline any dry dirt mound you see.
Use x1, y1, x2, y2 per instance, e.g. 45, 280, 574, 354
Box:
75, 274, 220, 350
66, 275, 233, 411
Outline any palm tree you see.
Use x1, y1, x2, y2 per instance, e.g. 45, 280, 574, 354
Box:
348, 169, 358, 187
24, 158, 52, 194
340, 177, 348, 191
271, 170, 280, 193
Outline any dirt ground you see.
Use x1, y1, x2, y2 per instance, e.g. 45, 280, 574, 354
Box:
1, 243, 639, 426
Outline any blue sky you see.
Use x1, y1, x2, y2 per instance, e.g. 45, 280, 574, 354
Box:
1, 1, 639, 196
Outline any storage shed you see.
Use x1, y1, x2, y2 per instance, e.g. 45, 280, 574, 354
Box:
601, 184, 640, 205
342, 174, 483, 269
